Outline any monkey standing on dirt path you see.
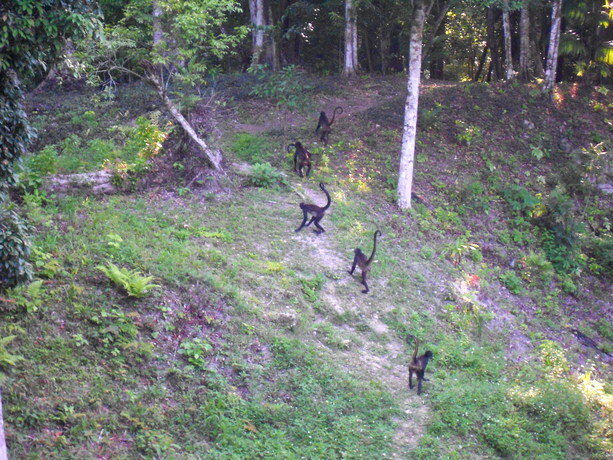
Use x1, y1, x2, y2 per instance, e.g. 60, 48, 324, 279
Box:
287, 141, 312, 177
348, 230, 381, 294
295, 183, 331, 234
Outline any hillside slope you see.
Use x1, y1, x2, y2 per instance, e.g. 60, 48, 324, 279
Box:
1, 76, 610, 458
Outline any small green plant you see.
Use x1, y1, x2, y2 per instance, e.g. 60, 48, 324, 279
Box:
454, 120, 483, 146
520, 251, 555, 285
247, 162, 285, 188
178, 338, 212, 368
500, 270, 522, 294
97, 262, 159, 297
500, 185, 540, 216
70, 110, 99, 130
443, 237, 480, 265
0, 335, 25, 371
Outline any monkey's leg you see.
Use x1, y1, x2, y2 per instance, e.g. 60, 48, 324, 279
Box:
295, 210, 309, 232
305, 216, 316, 227
313, 217, 324, 234
361, 271, 369, 293
417, 375, 423, 395
409, 370, 414, 389
306, 163, 311, 177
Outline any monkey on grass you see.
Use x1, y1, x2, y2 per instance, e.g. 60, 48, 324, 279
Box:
348, 230, 381, 294
287, 141, 312, 178
295, 183, 331, 234
315, 107, 343, 145
406, 335, 433, 395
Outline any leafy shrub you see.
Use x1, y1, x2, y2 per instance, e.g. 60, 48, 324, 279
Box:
247, 162, 284, 188
229, 132, 273, 164
500, 185, 540, 216
178, 338, 212, 368
520, 251, 555, 285
0, 208, 32, 289
123, 114, 168, 160
461, 180, 491, 213
97, 262, 159, 297
18, 145, 58, 192
418, 102, 442, 130
248, 65, 313, 109
500, 270, 522, 294
454, 120, 482, 146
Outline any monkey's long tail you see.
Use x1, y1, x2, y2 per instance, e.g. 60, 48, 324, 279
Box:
366, 230, 381, 265
321, 184, 331, 211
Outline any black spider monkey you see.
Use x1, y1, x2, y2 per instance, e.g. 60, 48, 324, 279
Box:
348, 230, 381, 294
287, 141, 312, 177
315, 106, 343, 145
295, 183, 331, 234
407, 336, 433, 395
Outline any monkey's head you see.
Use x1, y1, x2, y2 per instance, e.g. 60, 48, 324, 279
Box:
299, 202, 306, 209
424, 350, 433, 359
320, 111, 326, 117
295, 141, 303, 148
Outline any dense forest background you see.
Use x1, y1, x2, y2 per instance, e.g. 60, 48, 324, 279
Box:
0, 0, 611, 458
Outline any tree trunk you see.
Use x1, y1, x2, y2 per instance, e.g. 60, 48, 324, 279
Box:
543, 0, 562, 92
473, 45, 488, 81
519, 2, 530, 80
343, 0, 358, 76
249, 0, 277, 69
380, 29, 389, 74
397, 0, 426, 209
0, 389, 6, 460
502, 0, 514, 80
422, 1, 450, 63
487, 7, 502, 80
146, 73, 223, 171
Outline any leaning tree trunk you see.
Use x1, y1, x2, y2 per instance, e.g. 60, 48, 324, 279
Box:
397, 0, 426, 209
543, 0, 562, 93
519, 2, 530, 80
343, 0, 358, 76
502, 0, 514, 80
146, 73, 222, 171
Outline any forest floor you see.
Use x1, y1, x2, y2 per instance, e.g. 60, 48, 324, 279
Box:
2, 74, 611, 458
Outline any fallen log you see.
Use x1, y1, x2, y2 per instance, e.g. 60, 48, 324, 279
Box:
42, 170, 117, 196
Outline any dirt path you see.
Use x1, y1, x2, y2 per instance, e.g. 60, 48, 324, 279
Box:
293, 181, 430, 456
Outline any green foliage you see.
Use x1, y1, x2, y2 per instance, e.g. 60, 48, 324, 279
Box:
229, 133, 273, 164
247, 163, 285, 188
443, 237, 480, 265
460, 180, 491, 213
300, 273, 326, 301
178, 338, 212, 368
418, 102, 442, 130
18, 145, 58, 192
519, 251, 555, 285
454, 120, 482, 146
248, 65, 313, 109
71, 110, 99, 130
97, 262, 159, 297
0, 335, 25, 371
500, 185, 540, 216
500, 270, 522, 294
0, 207, 32, 289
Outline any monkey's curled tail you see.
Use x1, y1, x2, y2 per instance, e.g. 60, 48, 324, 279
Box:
329, 106, 343, 125
320, 183, 331, 211
366, 230, 381, 265
286, 143, 296, 153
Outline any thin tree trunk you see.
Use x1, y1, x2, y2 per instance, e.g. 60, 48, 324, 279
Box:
0, 389, 7, 460
365, 32, 373, 72
398, 0, 427, 209
343, 0, 358, 76
422, 1, 450, 63
146, 73, 223, 171
519, 3, 530, 80
487, 7, 501, 80
250, 0, 277, 69
543, 0, 562, 92
380, 29, 389, 74
473, 44, 488, 81
502, 0, 514, 79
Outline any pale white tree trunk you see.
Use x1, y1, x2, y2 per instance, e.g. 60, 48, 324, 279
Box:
343, 0, 358, 76
397, 0, 426, 209
0, 389, 7, 460
543, 0, 562, 92
502, 0, 514, 80
519, 2, 530, 80
249, 0, 266, 66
